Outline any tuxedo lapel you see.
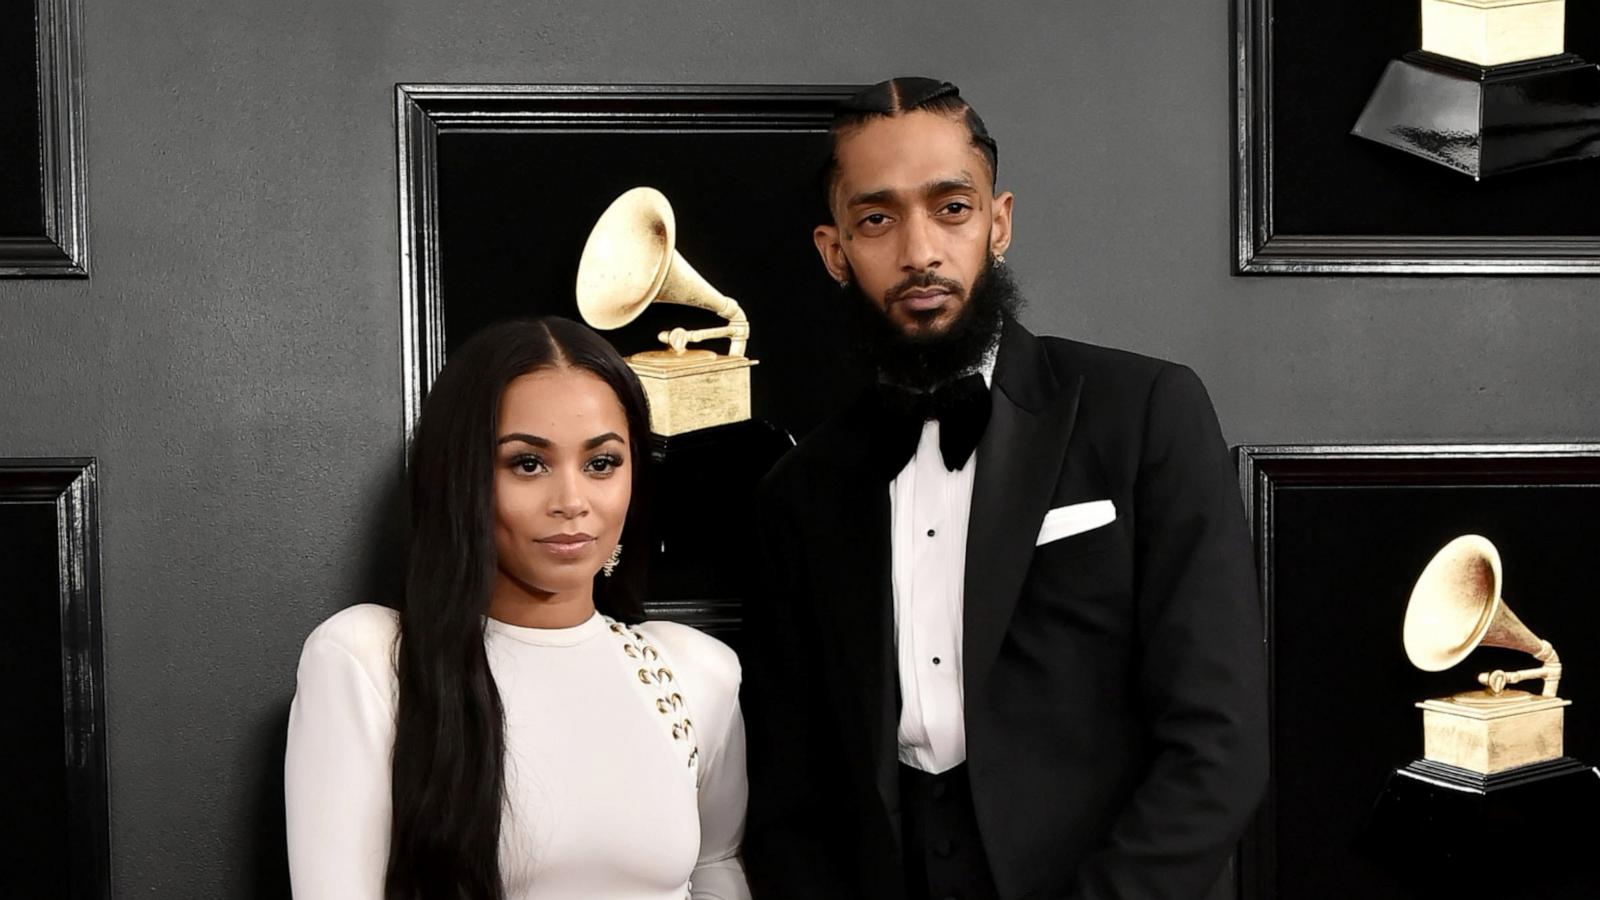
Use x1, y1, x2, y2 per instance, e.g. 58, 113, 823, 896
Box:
964, 319, 1083, 696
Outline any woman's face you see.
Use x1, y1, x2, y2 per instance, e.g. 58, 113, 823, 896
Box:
491, 366, 633, 606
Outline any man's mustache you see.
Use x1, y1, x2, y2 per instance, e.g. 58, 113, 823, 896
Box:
886, 271, 966, 304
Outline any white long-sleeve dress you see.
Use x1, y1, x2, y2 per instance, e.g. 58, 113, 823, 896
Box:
284, 603, 748, 900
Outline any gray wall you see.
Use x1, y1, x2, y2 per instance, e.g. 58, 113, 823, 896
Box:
1, 0, 1595, 895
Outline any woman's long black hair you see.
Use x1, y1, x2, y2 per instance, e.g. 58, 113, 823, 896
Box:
385, 317, 651, 900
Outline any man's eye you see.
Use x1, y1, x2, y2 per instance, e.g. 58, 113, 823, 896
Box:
940, 201, 972, 215
860, 213, 889, 227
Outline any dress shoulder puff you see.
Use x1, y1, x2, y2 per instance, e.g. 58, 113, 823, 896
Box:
298, 603, 401, 700
633, 621, 742, 740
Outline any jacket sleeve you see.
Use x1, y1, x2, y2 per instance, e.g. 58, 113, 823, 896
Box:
739, 476, 860, 899
1064, 364, 1269, 900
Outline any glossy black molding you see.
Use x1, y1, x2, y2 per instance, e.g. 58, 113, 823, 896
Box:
394, 83, 856, 452
0, 459, 108, 898
1234, 444, 1600, 900
1233, 0, 1600, 273
1, 0, 89, 277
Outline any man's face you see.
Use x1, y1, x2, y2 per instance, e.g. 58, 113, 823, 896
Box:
814, 109, 1014, 338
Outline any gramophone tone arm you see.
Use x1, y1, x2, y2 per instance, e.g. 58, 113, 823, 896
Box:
656, 299, 751, 357
1478, 641, 1562, 697
720, 299, 749, 357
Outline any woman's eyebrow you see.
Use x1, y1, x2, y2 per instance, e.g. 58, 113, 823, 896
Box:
584, 432, 625, 450
497, 433, 550, 447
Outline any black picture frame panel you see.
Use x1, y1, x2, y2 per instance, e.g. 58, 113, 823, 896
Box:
1271, 2, 1600, 237
0, 0, 46, 236
0, 458, 108, 900
1235, 0, 1600, 272
0, 500, 71, 898
0, 0, 88, 277
1236, 445, 1600, 899
397, 84, 863, 635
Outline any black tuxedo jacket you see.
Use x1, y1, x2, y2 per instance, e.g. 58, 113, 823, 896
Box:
741, 319, 1268, 900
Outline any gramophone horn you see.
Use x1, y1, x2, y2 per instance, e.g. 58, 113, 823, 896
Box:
1403, 534, 1560, 696
575, 186, 744, 338
1404, 535, 1507, 671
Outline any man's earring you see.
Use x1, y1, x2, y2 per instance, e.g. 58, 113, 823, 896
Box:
602, 543, 622, 578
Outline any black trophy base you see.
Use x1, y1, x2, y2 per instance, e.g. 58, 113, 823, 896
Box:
1352, 51, 1600, 179
641, 417, 793, 644
1360, 756, 1600, 898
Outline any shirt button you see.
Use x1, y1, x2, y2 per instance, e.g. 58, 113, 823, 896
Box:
926, 528, 936, 537
931, 657, 941, 666
935, 839, 954, 857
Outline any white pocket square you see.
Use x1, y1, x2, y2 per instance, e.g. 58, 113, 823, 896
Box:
1035, 500, 1117, 546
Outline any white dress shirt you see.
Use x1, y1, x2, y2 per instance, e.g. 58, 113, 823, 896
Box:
889, 360, 994, 775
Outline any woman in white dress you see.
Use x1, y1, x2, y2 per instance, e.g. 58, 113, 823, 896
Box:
285, 317, 748, 900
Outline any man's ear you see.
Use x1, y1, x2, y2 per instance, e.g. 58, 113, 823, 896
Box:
990, 190, 1015, 259
813, 223, 851, 285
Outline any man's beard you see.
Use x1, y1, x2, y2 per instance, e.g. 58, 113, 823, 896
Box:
844, 255, 1025, 390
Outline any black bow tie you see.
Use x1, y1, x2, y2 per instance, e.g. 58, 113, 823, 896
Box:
874, 373, 992, 476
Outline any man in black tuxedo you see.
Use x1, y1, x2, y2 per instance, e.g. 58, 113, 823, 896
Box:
741, 78, 1268, 900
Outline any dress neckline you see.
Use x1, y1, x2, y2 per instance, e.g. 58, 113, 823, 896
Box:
484, 609, 607, 647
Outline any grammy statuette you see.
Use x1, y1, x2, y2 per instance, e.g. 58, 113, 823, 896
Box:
1403, 534, 1568, 773
1361, 534, 1600, 896
576, 186, 757, 437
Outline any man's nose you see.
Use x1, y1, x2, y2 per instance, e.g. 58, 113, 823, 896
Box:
899, 212, 942, 272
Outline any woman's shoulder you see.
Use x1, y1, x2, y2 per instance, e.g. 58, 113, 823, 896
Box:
297, 603, 400, 692
632, 620, 742, 756
633, 619, 741, 690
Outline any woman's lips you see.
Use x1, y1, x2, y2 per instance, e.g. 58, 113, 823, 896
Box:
535, 533, 596, 558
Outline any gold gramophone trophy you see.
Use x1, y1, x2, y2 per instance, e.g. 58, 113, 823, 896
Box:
1403, 534, 1568, 774
1361, 534, 1600, 894
575, 186, 756, 437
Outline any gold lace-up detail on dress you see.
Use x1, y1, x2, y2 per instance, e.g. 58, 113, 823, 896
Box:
608, 619, 700, 786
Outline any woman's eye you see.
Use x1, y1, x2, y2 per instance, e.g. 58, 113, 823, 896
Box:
586, 454, 624, 475
511, 455, 546, 475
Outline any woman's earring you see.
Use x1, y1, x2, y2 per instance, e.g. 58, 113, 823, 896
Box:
993, 253, 1006, 266
602, 543, 622, 578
